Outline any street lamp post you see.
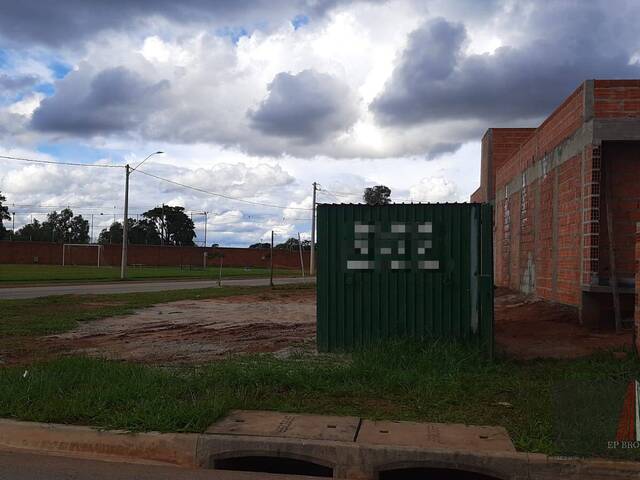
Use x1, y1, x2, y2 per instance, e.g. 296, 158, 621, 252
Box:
194, 211, 208, 247
120, 151, 164, 280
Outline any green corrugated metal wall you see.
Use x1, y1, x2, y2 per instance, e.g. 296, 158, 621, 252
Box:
317, 203, 493, 355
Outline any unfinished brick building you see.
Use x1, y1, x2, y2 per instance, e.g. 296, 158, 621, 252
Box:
471, 80, 640, 327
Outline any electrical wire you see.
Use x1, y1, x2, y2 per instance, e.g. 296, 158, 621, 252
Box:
0, 155, 123, 168
319, 187, 359, 197
135, 168, 312, 211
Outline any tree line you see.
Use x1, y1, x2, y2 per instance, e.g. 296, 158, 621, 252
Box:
1, 184, 392, 244
0, 193, 198, 246
97, 206, 196, 246
250, 237, 312, 250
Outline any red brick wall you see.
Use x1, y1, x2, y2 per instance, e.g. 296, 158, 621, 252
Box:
489, 129, 536, 178
493, 84, 586, 304
556, 155, 583, 305
492, 80, 640, 311
475, 128, 534, 202
599, 142, 640, 281
485, 79, 640, 324
594, 80, 640, 118
495, 84, 585, 189
635, 222, 640, 352
0, 241, 309, 270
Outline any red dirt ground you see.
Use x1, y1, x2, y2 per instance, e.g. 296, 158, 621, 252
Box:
494, 287, 632, 359
4, 287, 632, 365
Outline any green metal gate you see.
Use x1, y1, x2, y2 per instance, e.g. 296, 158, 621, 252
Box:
316, 203, 493, 355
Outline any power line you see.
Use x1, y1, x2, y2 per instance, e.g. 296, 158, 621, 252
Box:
318, 187, 358, 197
135, 168, 312, 211
6, 203, 312, 223
0, 154, 123, 168
2, 154, 312, 211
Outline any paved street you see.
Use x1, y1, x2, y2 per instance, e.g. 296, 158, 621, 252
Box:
0, 449, 321, 480
0, 277, 313, 300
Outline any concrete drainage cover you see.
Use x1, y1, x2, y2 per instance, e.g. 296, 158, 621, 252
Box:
357, 420, 515, 452
206, 410, 360, 442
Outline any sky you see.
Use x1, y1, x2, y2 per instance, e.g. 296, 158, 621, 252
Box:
1, 0, 639, 246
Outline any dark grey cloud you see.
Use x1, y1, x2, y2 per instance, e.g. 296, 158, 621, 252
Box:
373, 2, 640, 127
0, 0, 373, 47
249, 69, 359, 143
0, 73, 39, 92
31, 66, 170, 135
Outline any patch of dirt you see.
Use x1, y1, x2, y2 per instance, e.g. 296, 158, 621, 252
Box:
5, 286, 631, 366
494, 287, 632, 360
43, 289, 316, 365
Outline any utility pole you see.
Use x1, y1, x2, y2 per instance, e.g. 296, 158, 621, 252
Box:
309, 182, 317, 275
270, 230, 274, 287
204, 211, 208, 247
120, 151, 164, 280
161, 203, 166, 246
120, 164, 130, 280
298, 232, 305, 278
90, 214, 94, 244
11, 211, 15, 239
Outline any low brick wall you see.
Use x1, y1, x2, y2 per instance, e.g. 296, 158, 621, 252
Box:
0, 241, 309, 270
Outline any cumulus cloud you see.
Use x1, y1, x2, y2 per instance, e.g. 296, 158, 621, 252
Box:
31, 66, 170, 135
0, 0, 372, 47
249, 69, 359, 143
0, 73, 39, 92
373, 3, 640, 128
175, 163, 295, 197
6, 0, 640, 247
408, 176, 458, 202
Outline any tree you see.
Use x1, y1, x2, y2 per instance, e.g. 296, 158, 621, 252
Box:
250, 242, 271, 249
275, 237, 311, 251
363, 185, 391, 205
0, 192, 9, 240
14, 219, 48, 241
131, 218, 161, 245
98, 222, 123, 245
98, 219, 161, 245
42, 208, 89, 243
142, 206, 195, 246
15, 208, 89, 243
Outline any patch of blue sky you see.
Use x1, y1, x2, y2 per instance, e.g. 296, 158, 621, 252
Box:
48, 61, 72, 79
34, 83, 55, 96
37, 143, 121, 164
291, 14, 309, 30
215, 26, 249, 44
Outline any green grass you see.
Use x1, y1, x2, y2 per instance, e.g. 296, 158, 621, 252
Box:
0, 264, 301, 284
0, 342, 638, 458
1, 285, 637, 459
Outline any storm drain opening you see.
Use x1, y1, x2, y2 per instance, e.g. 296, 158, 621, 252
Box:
379, 467, 504, 480
214, 455, 333, 477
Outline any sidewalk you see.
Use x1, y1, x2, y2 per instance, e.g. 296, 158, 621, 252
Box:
1, 415, 639, 480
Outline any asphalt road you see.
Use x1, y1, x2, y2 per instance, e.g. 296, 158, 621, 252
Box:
0, 449, 321, 480
0, 277, 313, 300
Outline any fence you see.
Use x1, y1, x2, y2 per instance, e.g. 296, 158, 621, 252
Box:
0, 241, 309, 270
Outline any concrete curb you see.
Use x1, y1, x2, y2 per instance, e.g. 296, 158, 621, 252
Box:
0, 419, 199, 467
1, 419, 640, 479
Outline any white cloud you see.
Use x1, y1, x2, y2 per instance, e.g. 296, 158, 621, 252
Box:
8, 92, 45, 116
4, 0, 636, 246
409, 176, 458, 203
